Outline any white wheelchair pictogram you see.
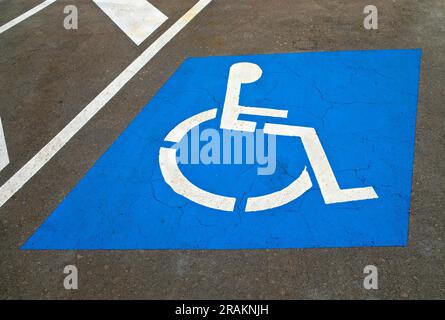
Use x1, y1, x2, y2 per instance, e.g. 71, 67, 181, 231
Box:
159, 62, 378, 212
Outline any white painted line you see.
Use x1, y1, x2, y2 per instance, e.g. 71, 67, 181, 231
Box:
0, 0, 57, 34
0, 0, 213, 208
0, 117, 10, 172
93, 0, 168, 46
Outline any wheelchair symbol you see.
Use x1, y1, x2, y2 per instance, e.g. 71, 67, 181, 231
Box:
159, 62, 378, 212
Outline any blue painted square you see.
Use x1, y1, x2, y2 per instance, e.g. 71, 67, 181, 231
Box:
23, 49, 421, 249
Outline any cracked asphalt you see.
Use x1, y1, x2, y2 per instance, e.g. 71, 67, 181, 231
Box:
0, 0, 444, 299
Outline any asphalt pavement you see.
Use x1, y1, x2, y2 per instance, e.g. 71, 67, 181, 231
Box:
0, 0, 444, 299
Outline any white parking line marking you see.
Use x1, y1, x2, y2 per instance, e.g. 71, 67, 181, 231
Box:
93, 0, 168, 46
0, 0, 57, 34
0, 0, 213, 208
0, 117, 9, 172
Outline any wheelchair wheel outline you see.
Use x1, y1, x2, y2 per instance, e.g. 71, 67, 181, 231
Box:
159, 108, 314, 212
159, 61, 378, 212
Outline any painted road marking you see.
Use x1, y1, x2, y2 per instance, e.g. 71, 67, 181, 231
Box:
263, 123, 378, 204
220, 62, 288, 132
0, 0, 57, 34
160, 108, 237, 212
160, 62, 377, 212
0, 117, 9, 172
93, 0, 168, 46
0, 0, 213, 208
22, 49, 421, 250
